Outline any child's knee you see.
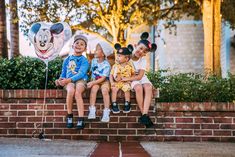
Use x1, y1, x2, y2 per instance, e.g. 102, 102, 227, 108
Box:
101, 88, 109, 95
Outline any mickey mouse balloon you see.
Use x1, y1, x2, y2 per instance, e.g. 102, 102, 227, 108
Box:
28, 22, 72, 63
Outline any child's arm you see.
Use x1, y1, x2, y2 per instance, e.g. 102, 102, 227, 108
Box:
87, 76, 106, 88
55, 57, 69, 86
122, 69, 145, 82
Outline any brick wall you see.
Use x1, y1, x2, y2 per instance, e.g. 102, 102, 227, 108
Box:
0, 89, 234, 142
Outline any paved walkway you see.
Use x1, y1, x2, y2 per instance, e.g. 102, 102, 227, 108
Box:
1, 137, 235, 157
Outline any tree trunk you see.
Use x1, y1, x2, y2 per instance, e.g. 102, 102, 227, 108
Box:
9, 0, 19, 58
202, 0, 221, 76
0, 1, 8, 58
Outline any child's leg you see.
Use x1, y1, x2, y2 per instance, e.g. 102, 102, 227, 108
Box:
90, 84, 100, 106
75, 83, 86, 117
101, 82, 110, 109
88, 84, 99, 119
111, 86, 119, 102
111, 85, 120, 113
66, 83, 75, 114
124, 91, 130, 102
142, 83, 153, 115
133, 84, 144, 114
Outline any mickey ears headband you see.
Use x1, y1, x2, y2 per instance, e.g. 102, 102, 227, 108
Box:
114, 43, 134, 52
139, 32, 157, 52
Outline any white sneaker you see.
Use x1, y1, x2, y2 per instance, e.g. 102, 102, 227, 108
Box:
88, 106, 96, 119
101, 108, 110, 122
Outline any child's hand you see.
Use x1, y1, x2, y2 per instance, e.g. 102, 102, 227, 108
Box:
122, 77, 130, 82
111, 82, 115, 88
114, 75, 121, 82
59, 78, 71, 86
87, 81, 94, 88
55, 78, 63, 86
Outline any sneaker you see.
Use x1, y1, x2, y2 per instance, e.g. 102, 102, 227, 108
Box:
88, 106, 96, 119
123, 101, 131, 113
76, 117, 85, 129
66, 115, 73, 128
101, 108, 110, 122
111, 102, 120, 114
138, 114, 154, 128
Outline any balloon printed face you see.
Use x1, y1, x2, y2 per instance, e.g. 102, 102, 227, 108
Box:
29, 22, 72, 63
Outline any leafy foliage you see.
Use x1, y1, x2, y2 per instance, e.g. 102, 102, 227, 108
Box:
18, 0, 201, 45
0, 56, 63, 89
147, 70, 235, 102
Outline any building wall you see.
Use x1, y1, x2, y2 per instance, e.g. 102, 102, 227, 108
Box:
155, 20, 204, 73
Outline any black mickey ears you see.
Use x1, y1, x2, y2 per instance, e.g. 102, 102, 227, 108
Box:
115, 43, 133, 55
114, 43, 121, 50
139, 32, 157, 53
150, 43, 157, 52
140, 32, 149, 40
127, 44, 134, 52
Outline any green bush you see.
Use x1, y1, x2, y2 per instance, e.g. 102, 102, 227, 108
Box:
147, 70, 235, 102
0, 56, 63, 89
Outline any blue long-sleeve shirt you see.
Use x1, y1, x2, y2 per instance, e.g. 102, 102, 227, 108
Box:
60, 55, 89, 82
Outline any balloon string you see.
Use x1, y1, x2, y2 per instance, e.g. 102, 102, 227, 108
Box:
41, 62, 49, 133
32, 62, 49, 139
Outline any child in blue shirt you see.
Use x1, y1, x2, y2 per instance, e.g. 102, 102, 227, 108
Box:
87, 41, 113, 122
55, 34, 89, 129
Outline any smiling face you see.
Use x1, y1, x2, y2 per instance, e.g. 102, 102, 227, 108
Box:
72, 39, 87, 54
133, 43, 149, 58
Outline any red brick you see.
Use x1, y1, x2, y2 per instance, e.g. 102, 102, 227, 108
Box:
220, 137, 235, 142
0, 90, 3, 98
220, 124, 235, 129
183, 112, 201, 116
82, 129, 100, 134
9, 117, 26, 122
201, 124, 219, 129
54, 111, 67, 116
164, 112, 184, 117
8, 129, 26, 134
175, 130, 193, 135
109, 135, 126, 142
118, 129, 136, 135
157, 118, 174, 123
176, 124, 200, 129
37, 111, 54, 116
109, 123, 126, 128
179, 102, 193, 111
0, 104, 9, 110
163, 136, 183, 141
46, 117, 63, 122
0, 129, 7, 134
195, 118, 213, 123
214, 130, 231, 136
28, 117, 43, 122
176, 118, 193, 123
28, 104, 43, 110
0, 117, 8, 122
54, 135, 72, 140
22, 89, 28, 98
0, 111, 17, 116
127, 123, 145, 128
88, 123, 107, 128
0, 123, 16, 128
72, 135, 90, 140
119, 117, 136, 123
194, 130, 212, 136
18, 111, 35, 116
182, 137, 201, 142
46, 104, 64, 110
10, 104, 27, 110
17, 123, 34, 128
44, 129, 62, 134
214, 118, 232, 123
100, 129, 117, 135
110, 117, 118, 122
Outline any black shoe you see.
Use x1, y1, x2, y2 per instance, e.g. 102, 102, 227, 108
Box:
111, 102, 120, 114
76, 117, 85, 129
138, 114, 154, 128
66, 114, 73, 128
123, 101, 131, 113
